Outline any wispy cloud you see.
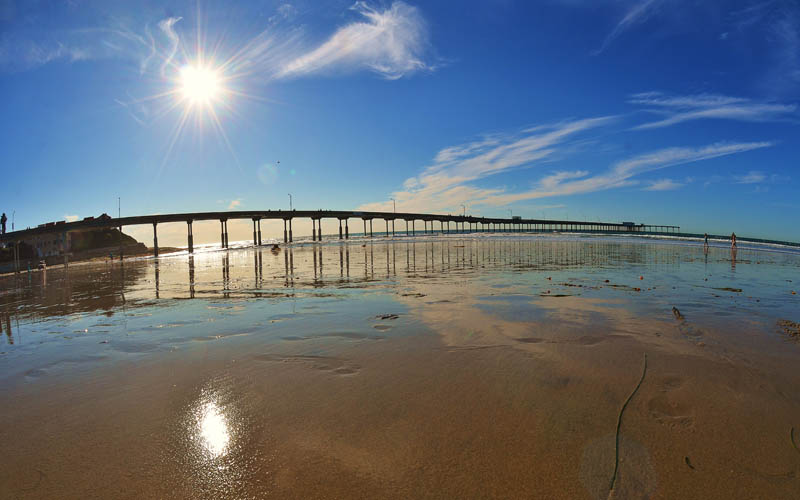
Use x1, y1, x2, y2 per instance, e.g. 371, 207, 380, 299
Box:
64, 214, 80, 222
728, 1, 778, 29
2, 2, 433, 83
359, 117, 616, 213
644, 178, 684, 191
361, 110, 772, 213
228, 199, 243, 210
279, 2, 431, 80
735, 170, 767, 183
482, 141, 773, 205
630, 91, 797, 129
158, 17, 182, 78
765, 5, 800, 96
594, 0, 662, 55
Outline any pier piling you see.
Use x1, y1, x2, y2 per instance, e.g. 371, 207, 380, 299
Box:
153, 223, 158, 257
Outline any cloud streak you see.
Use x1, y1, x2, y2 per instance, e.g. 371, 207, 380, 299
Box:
644, 178, 683, 191
630, 91, 797, 129
158, 17, 182, 78
362, 120, 773, 213
735, 170, 766, 183
483, 141, 773, 205
594, 0, 661, 55
360, 116, 616, 213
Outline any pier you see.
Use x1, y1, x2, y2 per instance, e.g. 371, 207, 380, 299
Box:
0, 209, 679, 262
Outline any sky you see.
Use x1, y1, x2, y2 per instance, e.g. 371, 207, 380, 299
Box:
1, 0, 799, 246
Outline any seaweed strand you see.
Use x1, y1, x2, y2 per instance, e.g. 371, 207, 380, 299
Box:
609, 353, 648, 494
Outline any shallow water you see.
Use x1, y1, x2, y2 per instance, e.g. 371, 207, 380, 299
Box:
1, 235, 799, 499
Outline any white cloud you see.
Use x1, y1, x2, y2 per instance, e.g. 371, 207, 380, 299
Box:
270, 4, 297, 24
359, 117, 616, 213
630, 91, 797, 129
485, 141, 773, 204
594, 0, 662, 55
3, 2, 433, 84
735, 170, 767, 183
228, 199, 243, 210
157, 17, 182, 78
362, 132, 773, 213
279, 2, 431, 80
629, 92, 749, 108
64, 214, 80, 222
644, 178, 684, 191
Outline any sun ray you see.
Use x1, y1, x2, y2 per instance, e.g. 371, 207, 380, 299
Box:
161, 105, 193, 170
207, 105, 242, 172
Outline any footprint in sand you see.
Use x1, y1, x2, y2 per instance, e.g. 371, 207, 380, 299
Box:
647, 375, 694, 429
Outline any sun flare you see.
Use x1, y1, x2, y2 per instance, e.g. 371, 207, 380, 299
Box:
180, 65, 221, 104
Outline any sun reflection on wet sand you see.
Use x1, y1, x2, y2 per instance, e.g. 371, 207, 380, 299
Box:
196, 399, 230, 459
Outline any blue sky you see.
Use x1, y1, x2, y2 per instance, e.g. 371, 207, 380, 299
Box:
1, 0, 799, 245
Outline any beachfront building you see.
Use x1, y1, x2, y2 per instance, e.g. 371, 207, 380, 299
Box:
27, 229, 71, 258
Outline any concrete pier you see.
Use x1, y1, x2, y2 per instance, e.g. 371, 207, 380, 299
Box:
153, 223, 158, 257
1, 209, 684, 257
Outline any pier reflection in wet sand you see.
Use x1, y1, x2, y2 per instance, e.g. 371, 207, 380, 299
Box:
1, 236, 799, 499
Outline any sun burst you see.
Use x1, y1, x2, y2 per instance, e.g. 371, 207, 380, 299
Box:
179, 64, 222, 105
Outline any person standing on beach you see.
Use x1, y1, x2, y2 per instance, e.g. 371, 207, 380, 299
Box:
0, 213, 6, 234
731, 232, 737, 248
704, 233, 708, 245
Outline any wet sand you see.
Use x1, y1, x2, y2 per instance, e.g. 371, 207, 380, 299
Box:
1, 236, 799, 498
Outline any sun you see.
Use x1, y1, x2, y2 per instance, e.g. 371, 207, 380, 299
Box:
179, 65, 221, 104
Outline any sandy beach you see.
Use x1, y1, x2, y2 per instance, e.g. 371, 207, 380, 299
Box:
1, 236, 799, 499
